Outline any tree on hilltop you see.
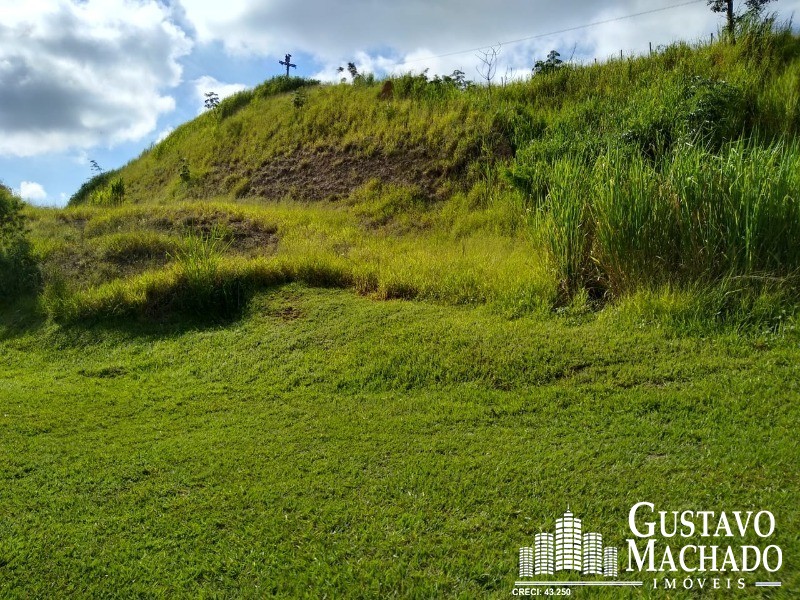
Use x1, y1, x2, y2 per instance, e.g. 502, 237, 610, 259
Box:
533, 50, 564, 75
204, 91, 220, 110
707, 0, 776, 42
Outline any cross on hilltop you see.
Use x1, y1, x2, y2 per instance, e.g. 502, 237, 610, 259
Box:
279, 53, 297, 77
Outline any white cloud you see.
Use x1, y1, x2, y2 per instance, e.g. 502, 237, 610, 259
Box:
181, 0, 800, 78
156, 127, 175, 143
70, 150, 91, 166
19, 181, 47, 202
0, 0, 192, 157
192, 76, 248, 114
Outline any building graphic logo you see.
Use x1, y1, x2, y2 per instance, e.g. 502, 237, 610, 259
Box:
515, 508, 639, 589
514, 504, 785, 593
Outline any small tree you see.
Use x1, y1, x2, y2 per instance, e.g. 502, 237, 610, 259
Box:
292, 88, 307, 109
707, 0, 776, 43
337, 62, 374, 86
204, 91, 220, 110
475, 44, 501, 90
179, 158, 191, 183
448, 69, 469, 91
534, 50, 564, 75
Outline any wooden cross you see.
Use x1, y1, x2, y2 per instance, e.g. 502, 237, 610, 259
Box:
279, 53, 297, 77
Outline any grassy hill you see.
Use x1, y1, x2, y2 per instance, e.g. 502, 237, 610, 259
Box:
19, 19, 799, 325
1, 18, 800, 598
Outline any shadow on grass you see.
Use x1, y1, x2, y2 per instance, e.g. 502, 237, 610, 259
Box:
0, 295, 48, 341
2, 263, 356, 342
1, 288, 258, 343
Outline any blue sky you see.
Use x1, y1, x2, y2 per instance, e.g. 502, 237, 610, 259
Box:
2, 0, 798, 207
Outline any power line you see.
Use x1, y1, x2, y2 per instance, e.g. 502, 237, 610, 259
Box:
401, 0, 706, 64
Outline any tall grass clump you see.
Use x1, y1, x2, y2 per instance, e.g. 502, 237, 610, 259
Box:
68, 170, 122, 206
668, 139, 800, 277
536, 139, 800, 300
536, 160, 595, 300
216, 90, 256, 120
590, 149, 679, 293
169, 225, 239, 314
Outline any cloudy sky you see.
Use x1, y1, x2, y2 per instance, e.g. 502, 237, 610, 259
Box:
2, 0, 798, 206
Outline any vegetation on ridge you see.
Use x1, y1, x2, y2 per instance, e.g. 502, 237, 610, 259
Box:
3, 17, 799, 328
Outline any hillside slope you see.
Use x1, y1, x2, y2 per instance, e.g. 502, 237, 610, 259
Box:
12, 20, 800, 325
74, 23, 800, 208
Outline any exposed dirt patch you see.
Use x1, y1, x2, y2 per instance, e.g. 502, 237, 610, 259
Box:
242, 148, 454, 201
46, 244, 172, 288
276, 306, 303, 321
55, 213, 88, 233
152, 211, 279, 254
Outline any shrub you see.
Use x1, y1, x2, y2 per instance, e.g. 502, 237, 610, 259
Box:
217, 89, 255, 120
68, 170, 119, 206
680, 75, 748, 148
88, 177, 126, 206
254, 76, 320, 99
0, 184, 38, 300
392, 70, 465, 101
93, 232, 176, 265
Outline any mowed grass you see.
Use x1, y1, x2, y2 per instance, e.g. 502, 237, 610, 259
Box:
2, 21, 799, 599
1, 285, 798, 598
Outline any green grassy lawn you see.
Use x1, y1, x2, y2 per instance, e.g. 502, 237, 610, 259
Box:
1, 285, 798, 598
3, 23, 800, 598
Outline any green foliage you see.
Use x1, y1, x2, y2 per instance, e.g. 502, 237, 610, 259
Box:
347, 180, 426, 228
92, 231, 176, 265
708, 0, 776, 39
254, 76, 320, 99
533, 140, 800, 299
179, 159, 191, 183
533, 50, 564, 75
68, 170, 118, 206
87, 177, 125, 206
6, 22, 800, 595
536, 160, 594, 300
0, 184, 38, 300
292, 88, 307, 109
26, 21, 800, 326
0, 184, 25, 239
681, 75, 748, 147
215, 89, 254, 120
172, 226, 230, 288
213, 76, 321, 121
166, 225, 241, 315
391, 70, 469, 101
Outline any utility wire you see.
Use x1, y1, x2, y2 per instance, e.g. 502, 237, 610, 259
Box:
401, 0, 706, 63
